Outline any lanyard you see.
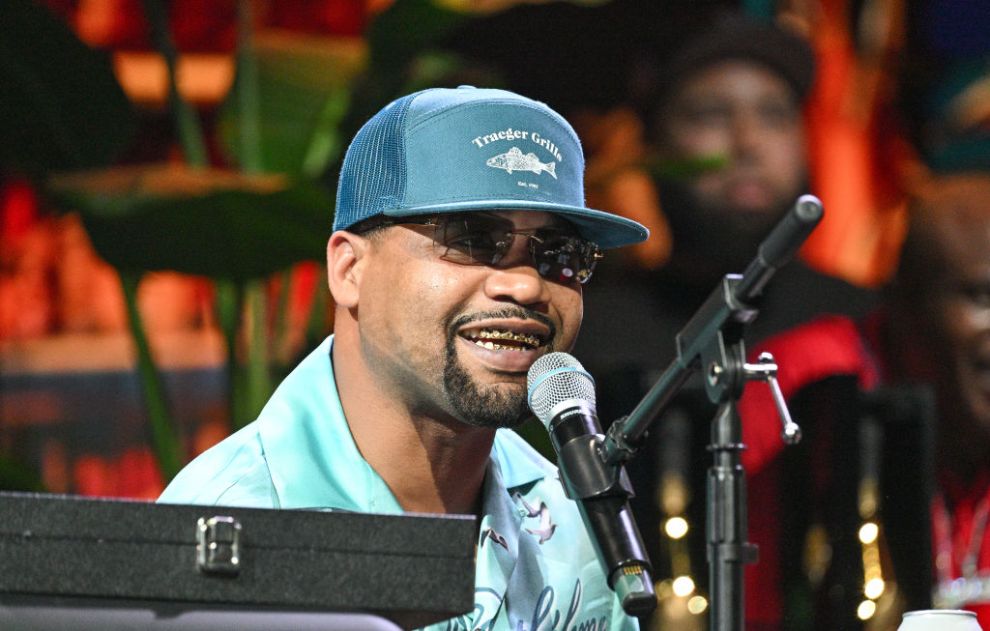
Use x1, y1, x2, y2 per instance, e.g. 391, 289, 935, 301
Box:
932, 492, 990, 608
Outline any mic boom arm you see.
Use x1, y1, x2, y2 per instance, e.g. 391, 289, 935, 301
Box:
601, 194, 823, 465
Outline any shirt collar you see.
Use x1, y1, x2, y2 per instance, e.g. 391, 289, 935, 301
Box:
491, 427, 556, 491
257, 336, 402, 512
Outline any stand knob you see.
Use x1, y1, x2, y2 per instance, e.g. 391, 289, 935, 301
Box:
743, 352, 802, 445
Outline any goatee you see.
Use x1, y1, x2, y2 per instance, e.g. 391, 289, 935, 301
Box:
442, 309, 555, 428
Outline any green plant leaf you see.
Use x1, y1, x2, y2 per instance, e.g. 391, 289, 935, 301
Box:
0, 0, 136, 177
648, 154, 730, 180
219, 33, 364, 176
336, 0, 468, 148
47, 165, 331, 280
120, 270, 184, 481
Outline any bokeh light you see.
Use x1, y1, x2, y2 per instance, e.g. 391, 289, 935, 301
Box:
672, 576, 696, 598
665, 516, 689, 539
864, 577, 885, 600
687, 595, 708, 615
858, 522, 879, 544
857, 600, 877, 620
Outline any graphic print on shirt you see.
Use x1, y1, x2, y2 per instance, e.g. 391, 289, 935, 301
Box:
482, 527, 510, 551
441, 581, 610, 631
514, 492, 557, 544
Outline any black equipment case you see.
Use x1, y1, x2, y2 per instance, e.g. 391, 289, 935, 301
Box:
0, 492, 476, 629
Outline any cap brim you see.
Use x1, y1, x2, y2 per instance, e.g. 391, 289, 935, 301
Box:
384, 200, 649, 250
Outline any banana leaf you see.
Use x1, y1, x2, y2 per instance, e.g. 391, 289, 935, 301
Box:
219, 32, 364, 177
47, 165, 331, 281
219, 0, 471, 181
0, 0, 135, 178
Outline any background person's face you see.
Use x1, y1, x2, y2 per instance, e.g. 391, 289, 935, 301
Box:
657, 60, 807, 243
923, 209, 990, 445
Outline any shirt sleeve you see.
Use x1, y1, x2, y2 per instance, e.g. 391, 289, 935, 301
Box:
158, 425, 279, 508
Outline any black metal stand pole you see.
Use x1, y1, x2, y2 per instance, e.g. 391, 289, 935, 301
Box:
708, 401, 757, 631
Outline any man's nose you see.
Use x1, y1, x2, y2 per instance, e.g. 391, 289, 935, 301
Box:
483, 257, 551, 307
731, 111, 765, 158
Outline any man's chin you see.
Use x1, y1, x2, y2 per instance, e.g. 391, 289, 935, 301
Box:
443, 358, 530, 429
718, 199, 791, 239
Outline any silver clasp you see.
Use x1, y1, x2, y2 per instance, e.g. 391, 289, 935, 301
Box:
196, 515, 242, 576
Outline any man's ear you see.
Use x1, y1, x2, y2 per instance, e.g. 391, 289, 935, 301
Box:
327, 231, 370, 308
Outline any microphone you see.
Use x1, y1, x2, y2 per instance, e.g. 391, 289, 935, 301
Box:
527, 352, 656, 617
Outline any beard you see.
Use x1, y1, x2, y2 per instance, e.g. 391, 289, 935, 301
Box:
440, 308, 555, 429
658, 177, 799, 273
442, 350, 530, 429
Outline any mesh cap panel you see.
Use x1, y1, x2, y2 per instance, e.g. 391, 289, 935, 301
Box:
333, 93, 415, 231
527, 352, 596, 427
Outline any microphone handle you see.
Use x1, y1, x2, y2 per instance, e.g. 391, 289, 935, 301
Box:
577, 495, 657, 616
549, 408, 656, 617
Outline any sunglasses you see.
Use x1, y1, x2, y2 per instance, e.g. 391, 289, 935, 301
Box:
360, 212, 603, 284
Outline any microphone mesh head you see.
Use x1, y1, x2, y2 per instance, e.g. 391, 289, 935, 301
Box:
527, 352, 596, 427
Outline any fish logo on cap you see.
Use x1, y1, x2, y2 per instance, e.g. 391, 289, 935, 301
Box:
486, 147, 557, 179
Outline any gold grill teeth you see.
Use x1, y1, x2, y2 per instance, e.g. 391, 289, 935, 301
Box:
471, 328, 541, 348
474, 340, 524, 351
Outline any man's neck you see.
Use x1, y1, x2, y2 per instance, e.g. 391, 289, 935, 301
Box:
356, 410, 494, 515
332, 338, 494, 515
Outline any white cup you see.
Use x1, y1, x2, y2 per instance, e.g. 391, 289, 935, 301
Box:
898, 609, 983, 631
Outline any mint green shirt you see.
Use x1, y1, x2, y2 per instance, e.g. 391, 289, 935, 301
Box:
160, 336, 638, 631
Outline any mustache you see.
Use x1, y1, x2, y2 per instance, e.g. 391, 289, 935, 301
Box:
450, 307, 557, 342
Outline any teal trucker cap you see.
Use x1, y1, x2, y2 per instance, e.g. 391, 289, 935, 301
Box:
333, 86, 649, 249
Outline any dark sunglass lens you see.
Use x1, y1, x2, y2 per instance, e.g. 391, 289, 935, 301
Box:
440, 215, 511, 264
532, 234, 599, 284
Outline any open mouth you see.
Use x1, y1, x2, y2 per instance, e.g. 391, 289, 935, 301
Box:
461, 328, 545, 352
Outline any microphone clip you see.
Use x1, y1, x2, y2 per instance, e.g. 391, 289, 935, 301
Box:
556, 431, 635, 504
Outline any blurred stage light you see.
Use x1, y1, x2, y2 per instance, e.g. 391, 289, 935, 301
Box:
665, 516, 689, 539
857, 599, 877, 620
687, 595, 708, 615
858, 522, 879, 544
672, 576, 695, 598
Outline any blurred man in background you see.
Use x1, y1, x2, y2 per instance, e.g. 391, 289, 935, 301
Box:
577, 13, 874, 377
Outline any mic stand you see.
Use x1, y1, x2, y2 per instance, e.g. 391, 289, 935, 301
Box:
600, 195, 820, 631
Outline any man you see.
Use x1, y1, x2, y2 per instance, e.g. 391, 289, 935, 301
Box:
160, 86, 649, 630
570, 14, 875, 628
576, 13, 875, 377
740, 173, 990, 628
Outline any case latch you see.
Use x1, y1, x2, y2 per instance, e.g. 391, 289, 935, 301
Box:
196, 516, 241, 576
